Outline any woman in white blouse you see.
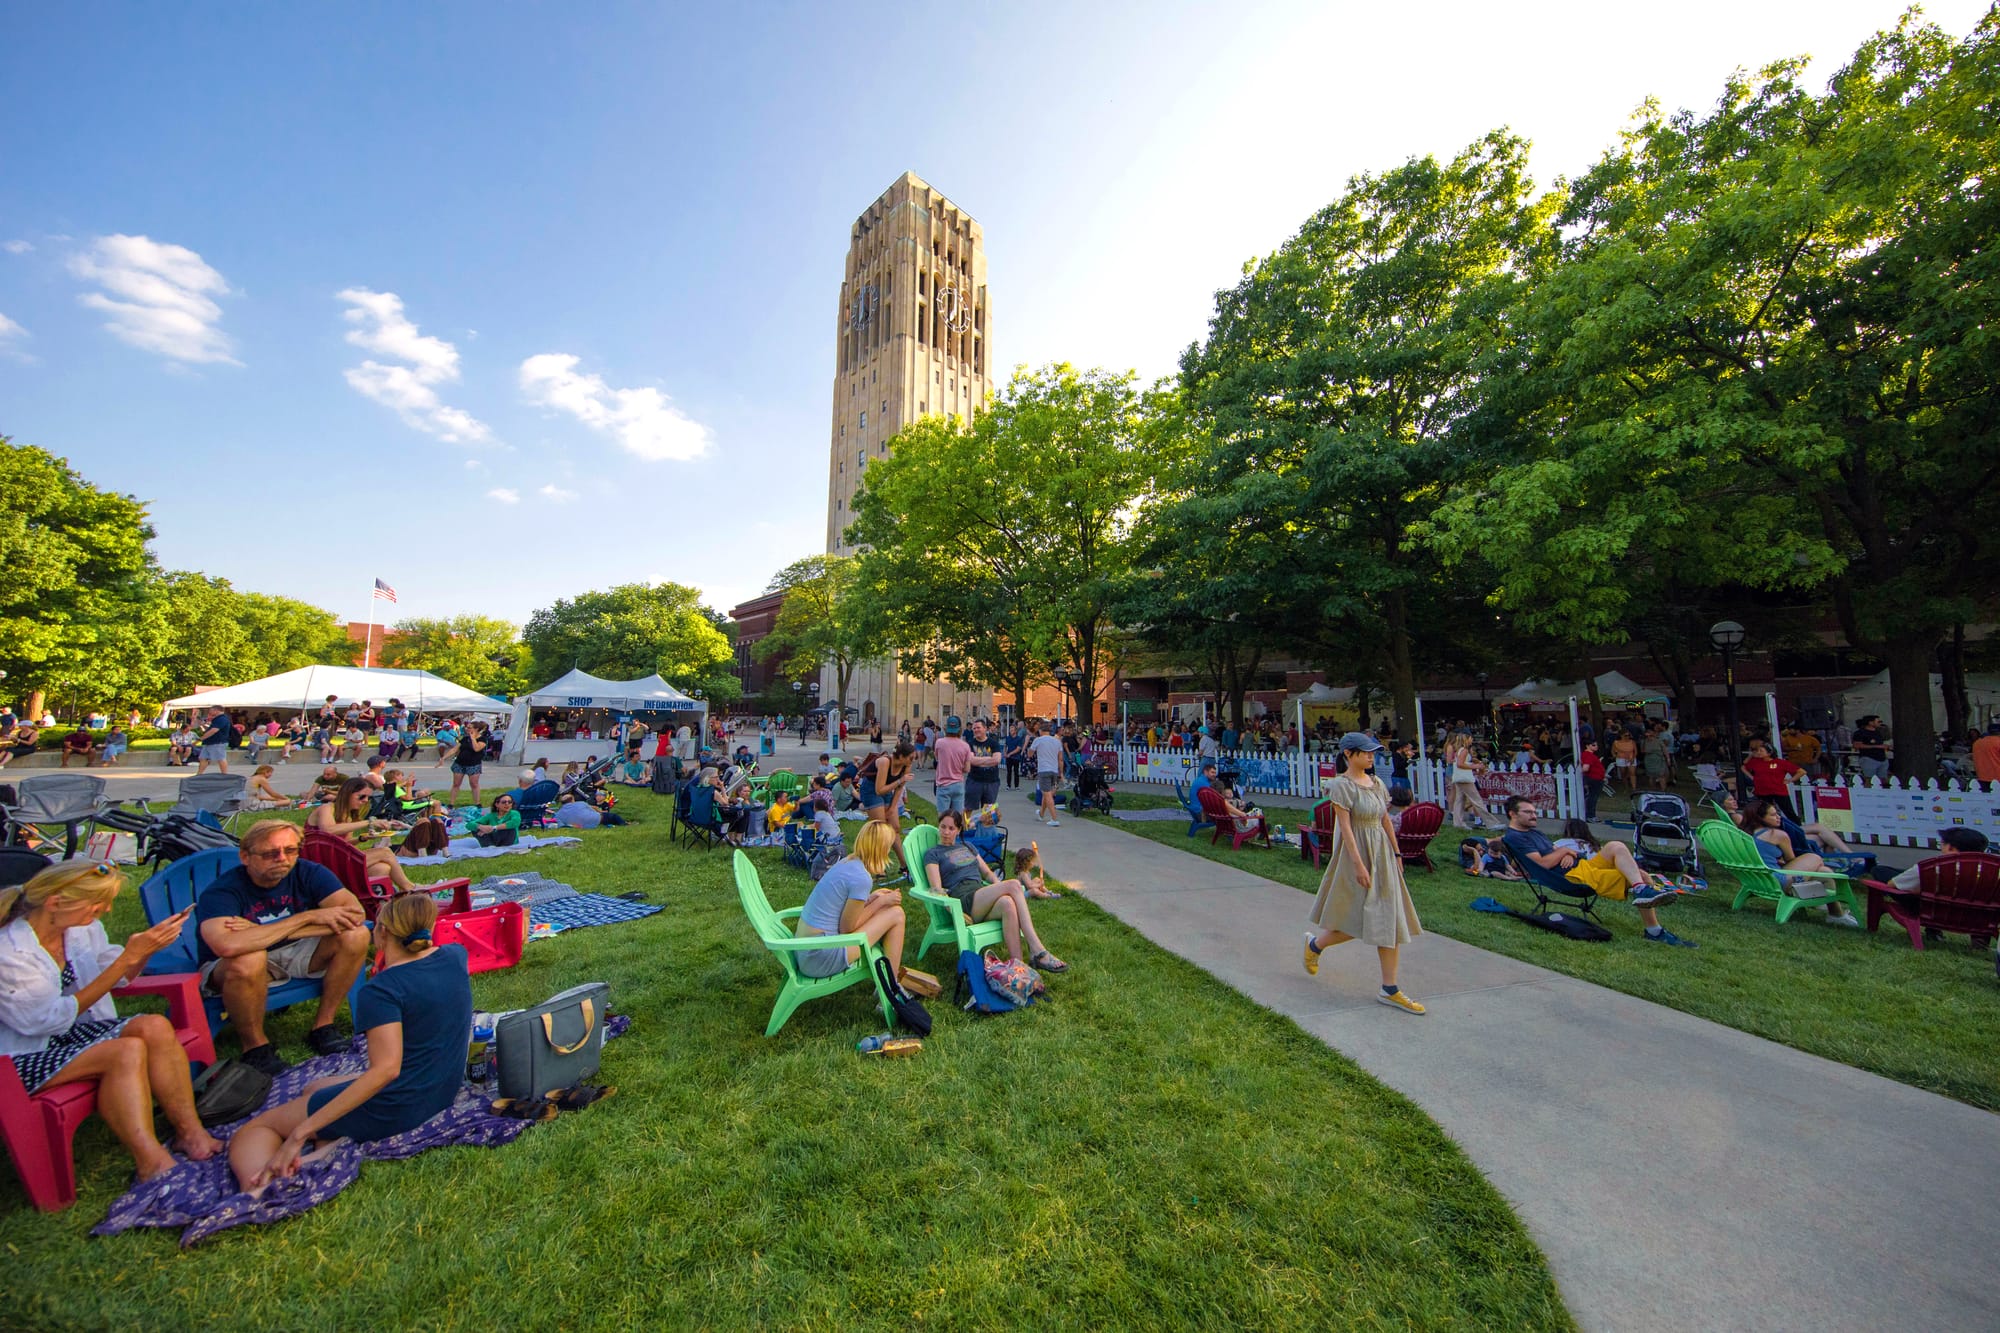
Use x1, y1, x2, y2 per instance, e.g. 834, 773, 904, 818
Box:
0, 861, 222, 1178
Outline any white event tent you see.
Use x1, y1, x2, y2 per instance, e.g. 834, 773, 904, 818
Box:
498, 668, 707, 765
1502, 671, 1668, 707
166, 664, 504, 716
1838, 670, 2000, 731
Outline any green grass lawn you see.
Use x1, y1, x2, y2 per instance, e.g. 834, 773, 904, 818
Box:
3, 791, 1569, 1331
1105, 791, 2000, 1112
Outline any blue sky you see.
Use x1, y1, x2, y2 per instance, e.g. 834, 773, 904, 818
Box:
3, 0, 1984, 629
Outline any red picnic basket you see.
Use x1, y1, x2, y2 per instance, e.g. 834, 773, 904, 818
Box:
431, 901, 527, 974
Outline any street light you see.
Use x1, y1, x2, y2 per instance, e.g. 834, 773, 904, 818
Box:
1710, 620, 1747, 796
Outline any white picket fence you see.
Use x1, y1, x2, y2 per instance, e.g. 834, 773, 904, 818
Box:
1107, 745, 1584, 819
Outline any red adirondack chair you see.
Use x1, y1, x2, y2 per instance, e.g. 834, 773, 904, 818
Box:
0, 972, 214, 1211
1196, 785, 1269, 851
1299, 800, 1339, 868
1862, 851, 2000, 949
1396, 802, 1446, 871
302, 832, 471, 922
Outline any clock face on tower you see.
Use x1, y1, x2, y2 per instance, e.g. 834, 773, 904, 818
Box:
935, 283, 974, 334
848, 283, 879, 332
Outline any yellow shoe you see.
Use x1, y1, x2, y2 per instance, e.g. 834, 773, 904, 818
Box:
1376, 989, 1425, 1015
1302, 933, 1321, 976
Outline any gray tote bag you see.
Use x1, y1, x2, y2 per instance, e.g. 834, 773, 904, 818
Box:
496, 981, 609, 1100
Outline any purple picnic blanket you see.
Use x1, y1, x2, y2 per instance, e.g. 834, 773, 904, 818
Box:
93, 1015, 630, 1246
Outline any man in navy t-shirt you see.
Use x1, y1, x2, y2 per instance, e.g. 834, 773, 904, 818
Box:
1498, 796, 1695, 948
195, 820, 372, 1073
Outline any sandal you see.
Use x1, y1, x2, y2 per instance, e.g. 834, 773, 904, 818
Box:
544, 1083, 617, 1112
1029, 950, 1069, 974
489, 1097, 559, 1122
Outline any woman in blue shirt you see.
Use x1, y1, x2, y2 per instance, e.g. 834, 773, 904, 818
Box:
229, 893, 473, 1193
793, 822, 907, 980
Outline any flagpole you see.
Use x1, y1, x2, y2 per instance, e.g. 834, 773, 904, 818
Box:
363, 583, 375, 669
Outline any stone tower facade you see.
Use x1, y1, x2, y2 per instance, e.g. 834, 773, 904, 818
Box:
825, 171, 995, 728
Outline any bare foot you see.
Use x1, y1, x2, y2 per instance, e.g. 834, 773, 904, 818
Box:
175, 1129, 225, 1161
135, 1148, 179, 1181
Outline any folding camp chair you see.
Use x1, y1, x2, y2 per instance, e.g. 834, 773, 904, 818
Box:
1501, 842, 1604, 922
0, 847, 53, 890
163, 773, 249, 832
513, 780, 561, 828
679, 784, 728, 851
1, 775, 109, 859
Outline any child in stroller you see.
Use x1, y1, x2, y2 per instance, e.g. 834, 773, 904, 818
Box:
1066, 762, 1115, 815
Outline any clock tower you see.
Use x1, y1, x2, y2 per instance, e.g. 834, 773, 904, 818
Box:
825, 172, 994, 726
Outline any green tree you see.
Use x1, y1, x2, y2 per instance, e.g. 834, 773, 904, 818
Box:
1434, 15, 2000, 776
523, 582, 739, 703
850, 363, 1150, 721
752, 556, 883, 720
0, 437, 158, 715
383, 615, 527, 695
1178, 131, 1557, 735
236, 593, 357, 678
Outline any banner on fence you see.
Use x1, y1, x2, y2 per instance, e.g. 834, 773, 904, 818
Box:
1804, 779, 2000, 847
1476, 769, 1560, 811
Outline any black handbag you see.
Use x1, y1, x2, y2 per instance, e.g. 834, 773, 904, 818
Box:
190, 1057, 273, 1126
873, 955, 932, 1036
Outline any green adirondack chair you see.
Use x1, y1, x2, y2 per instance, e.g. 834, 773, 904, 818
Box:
1693, 819, 1859, 924
765, 770, 803, 799
733, 851, 893, 1035
902, 824, 1007, 960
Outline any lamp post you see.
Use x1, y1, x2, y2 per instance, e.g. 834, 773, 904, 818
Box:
1475, 671, 1490, 742
1054, 667, 1080, 726
1710, 620, 1747, 797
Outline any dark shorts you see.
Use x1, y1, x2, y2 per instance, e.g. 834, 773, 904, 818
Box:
1037, 773, 1059, 792
308, 1077, 430, 1143
965, 778, 1001, 808
859, 779, 888, 810
451, 761, 483, 775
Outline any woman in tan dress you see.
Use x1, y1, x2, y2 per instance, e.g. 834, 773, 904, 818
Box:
1303, 732, 1425, 1014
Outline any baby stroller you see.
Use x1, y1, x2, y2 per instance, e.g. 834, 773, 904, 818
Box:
1066, 763, 1115, 816
1632, 792, 1698, 875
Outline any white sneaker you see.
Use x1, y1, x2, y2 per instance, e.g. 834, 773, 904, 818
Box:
1826, 910, 1861, 928
1044, 818, 1060, 827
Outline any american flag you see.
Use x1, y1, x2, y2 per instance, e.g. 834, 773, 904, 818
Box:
372, 578, 398, 604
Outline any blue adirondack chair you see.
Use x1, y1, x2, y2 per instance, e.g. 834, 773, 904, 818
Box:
138, 847, 366, 1041
1173, 778, 1214, 838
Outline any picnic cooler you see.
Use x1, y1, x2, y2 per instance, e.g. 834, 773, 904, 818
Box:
496, 981, 609, 1100
432, 902, 527, 975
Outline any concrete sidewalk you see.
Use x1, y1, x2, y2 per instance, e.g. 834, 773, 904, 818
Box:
1025, 809, 2000, 1333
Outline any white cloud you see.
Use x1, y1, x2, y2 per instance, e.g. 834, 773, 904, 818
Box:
518, 352, 711, 462
464, 458, 483, 470
1, 240, 30, 255
0, 313, 25, 340
538, 483, 579, 503
68, 234, 237, 364
0, 311, 32, 363
487, 487, 520, 504
337, 288, 490, 444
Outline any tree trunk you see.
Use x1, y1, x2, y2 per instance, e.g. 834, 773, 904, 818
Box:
25, 689, 44, 722
1385, 588, 1417, 738
1939, 626, 1969, 746
1884, 637, 1939, 780
1584, 673, 1606, 743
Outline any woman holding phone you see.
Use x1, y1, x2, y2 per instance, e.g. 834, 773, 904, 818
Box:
0, 861, 223, 1178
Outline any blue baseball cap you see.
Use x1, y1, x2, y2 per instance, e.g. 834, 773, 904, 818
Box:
1338, 731, 1384, 752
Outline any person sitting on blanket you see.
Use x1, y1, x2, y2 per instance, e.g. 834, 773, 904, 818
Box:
198, 820, 374, 1072
1500, 796, 1696, 947
0, 860, 224, 1179
611, 755, 650, 786
1736, 799, 1861, 927
309, 765, 345, 803
925, 810, 1067, 972
229, 893, 473, 1194
553, 793, 626, 829
245, 765, 290, 810
792, 821, 920, 984
1459, 836, 1523, 879
307, 778, 430, 895
459, 792, 522, 846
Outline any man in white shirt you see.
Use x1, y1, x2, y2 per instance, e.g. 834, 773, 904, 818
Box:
1028, 722, 1068, 827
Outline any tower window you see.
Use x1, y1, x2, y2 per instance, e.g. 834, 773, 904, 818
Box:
860, 410, 867, 429
920, 400, 926, 414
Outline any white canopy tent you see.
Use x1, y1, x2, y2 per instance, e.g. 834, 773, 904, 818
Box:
1837, 671, 2000, 732
498, 669, 707, 765
165, 664, 504, 716
1502, 671, 1668, 707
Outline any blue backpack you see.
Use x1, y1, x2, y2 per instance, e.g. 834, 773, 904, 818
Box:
954, 949, 1018, 1015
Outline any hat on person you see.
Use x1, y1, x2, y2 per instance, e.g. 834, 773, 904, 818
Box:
945, 715, 962, 735
1337, 731, 1385, 753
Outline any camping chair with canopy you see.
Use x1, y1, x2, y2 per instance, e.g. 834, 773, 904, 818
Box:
1, 775, 110, 859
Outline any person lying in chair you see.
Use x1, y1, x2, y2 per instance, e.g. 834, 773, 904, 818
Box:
229, 893, 471, 1194
196, 820, 374, 1073
1500, 797, 1696, 948
1736, 800, 1862, 927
